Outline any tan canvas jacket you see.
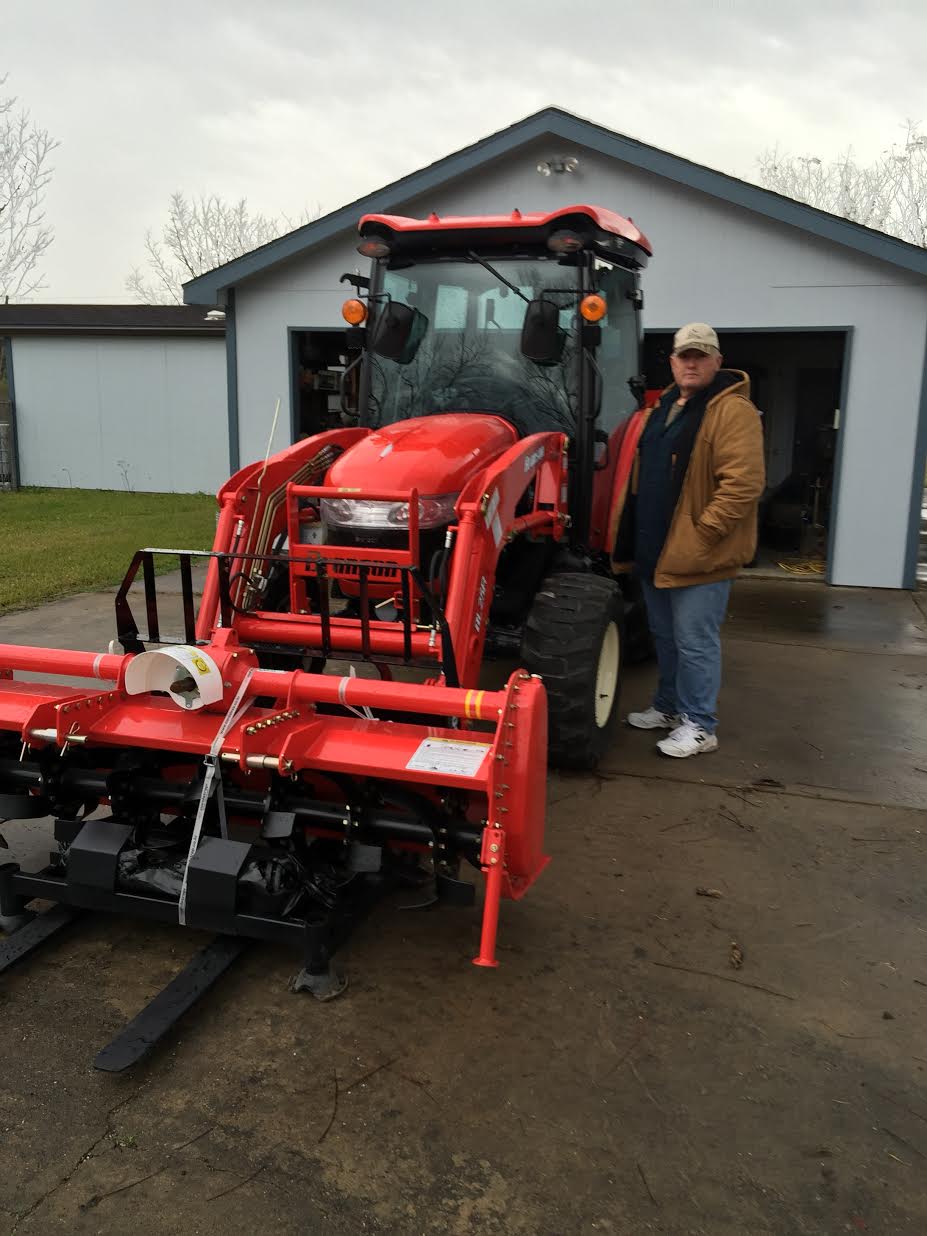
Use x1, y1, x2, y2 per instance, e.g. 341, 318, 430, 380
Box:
614, 371, 766, 587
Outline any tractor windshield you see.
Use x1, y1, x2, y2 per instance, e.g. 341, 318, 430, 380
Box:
364, 258, 580, 436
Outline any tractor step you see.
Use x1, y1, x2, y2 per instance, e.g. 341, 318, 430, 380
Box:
0, 904, 82, 972
94, 934, 249, 1073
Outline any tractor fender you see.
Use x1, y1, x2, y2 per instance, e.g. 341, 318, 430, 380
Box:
605, 408, 651, 572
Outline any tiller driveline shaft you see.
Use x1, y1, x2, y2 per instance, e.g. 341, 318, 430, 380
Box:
0, 630, 549, 971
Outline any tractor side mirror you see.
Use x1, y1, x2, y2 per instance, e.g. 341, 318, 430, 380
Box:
520, 299, 564, 365
627, 374, 646, 407
369, 301, 428, 365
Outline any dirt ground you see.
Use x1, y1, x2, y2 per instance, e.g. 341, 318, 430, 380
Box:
1, 577, 927, 1235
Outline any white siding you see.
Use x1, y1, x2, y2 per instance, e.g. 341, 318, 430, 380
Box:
233, 135, 927, 588
234, 246, 362, 468
12, 335, 228, 493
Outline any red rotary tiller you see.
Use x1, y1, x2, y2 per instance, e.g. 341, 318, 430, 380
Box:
0, 205, 651, 1070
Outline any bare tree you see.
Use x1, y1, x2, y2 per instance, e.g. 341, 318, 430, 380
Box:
758, 121, 927, 248
0, 75, 58, 302
127, 192, 314, 303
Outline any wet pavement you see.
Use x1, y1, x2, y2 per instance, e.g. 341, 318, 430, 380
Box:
727, 576, 927, 655
613, 577, 927, 810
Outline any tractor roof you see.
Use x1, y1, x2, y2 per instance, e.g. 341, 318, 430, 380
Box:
359, 204, 652, 265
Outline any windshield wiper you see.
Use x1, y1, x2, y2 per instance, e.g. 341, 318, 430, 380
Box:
466, 251, 531, 304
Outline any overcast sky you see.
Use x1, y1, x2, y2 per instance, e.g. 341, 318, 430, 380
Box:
4, 0, 926, 302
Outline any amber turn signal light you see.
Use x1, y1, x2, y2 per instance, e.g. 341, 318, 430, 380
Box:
342, 298, 368, 325
580, 294, 607, 322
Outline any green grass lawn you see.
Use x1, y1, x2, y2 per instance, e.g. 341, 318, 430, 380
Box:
0, 488, 218, 614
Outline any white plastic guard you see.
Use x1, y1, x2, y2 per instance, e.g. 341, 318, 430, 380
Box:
123, 645, 223, 710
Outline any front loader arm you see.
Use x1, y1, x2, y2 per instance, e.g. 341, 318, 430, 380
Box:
444, 432, 569, 687
197, 427, 368, 639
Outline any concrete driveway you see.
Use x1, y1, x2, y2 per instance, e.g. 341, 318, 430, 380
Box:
1, 576, 926, 1235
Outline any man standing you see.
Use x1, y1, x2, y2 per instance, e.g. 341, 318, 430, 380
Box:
621, 323, 765, 757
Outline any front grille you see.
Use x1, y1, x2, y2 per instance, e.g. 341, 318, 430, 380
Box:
331, 563, 398, 577
326, 526, 446, 579
331, 562, 400, 584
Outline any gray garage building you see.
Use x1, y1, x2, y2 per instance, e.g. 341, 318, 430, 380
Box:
0, 305, 227, 493
181, 107, 927, 589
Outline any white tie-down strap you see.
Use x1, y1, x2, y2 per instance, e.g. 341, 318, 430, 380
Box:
337, 666, 374, 720
178, 668, 255, 926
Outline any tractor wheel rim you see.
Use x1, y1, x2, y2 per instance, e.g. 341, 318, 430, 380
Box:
595, 621, 620, 728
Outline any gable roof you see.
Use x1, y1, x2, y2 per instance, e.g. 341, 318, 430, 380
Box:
183, 106, 927, 304
0, 304, 225, 335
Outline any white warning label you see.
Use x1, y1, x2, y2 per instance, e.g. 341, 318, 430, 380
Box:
406, 737, 491, 778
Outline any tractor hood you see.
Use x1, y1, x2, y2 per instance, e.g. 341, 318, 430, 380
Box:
326, 413, 518, 495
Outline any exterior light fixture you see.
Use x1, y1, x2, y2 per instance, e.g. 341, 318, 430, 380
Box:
580, 293, 607, 322
341, 298, 368, 325
547, 229, 585, 254
536, 156, 580, 176
357, 237, 392, 258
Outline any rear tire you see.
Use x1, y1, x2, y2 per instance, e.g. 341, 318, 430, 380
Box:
520, 573, 624, 770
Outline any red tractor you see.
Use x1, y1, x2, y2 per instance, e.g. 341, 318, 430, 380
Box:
0, 206, 651, 1068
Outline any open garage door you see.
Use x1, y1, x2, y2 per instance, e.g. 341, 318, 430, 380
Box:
289, 328, 358, 441
643, 330, 848, 580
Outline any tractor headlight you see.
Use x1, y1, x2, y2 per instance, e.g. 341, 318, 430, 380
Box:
320, 494, 458, 530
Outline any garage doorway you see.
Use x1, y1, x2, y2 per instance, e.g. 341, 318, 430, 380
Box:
643, 330, 849, 580
288, 328, 352, 441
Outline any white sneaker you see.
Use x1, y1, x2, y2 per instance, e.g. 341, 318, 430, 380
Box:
657, 718, 719, 758
627, 706, 681, 730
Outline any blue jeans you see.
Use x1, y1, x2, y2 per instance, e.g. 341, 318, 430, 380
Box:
640, 579, 732, 733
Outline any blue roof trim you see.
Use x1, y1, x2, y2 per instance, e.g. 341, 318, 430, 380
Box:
903, 319, 927, 588
183, 107, 927, 304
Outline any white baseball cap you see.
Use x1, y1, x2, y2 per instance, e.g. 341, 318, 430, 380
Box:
672, 322, 720, 355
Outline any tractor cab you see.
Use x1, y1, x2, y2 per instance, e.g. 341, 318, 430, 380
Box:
340, 206, 651, 552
